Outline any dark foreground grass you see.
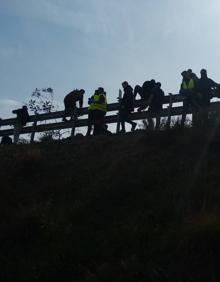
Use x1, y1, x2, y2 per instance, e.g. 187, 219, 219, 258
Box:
1, 128, 220, 282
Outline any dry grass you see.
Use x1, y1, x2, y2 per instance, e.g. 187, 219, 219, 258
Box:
1, 128, 220, 281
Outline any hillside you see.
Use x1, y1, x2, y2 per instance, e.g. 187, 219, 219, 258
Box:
1, 128, 220, 282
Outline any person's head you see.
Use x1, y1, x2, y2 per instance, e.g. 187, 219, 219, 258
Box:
122, 81, 128, 89
181, 70, 188, 79
134, 84, 142, 93
200, 69, 207, 78
187, 69, 192, 74
156, 82, 161, 88
22, 105, 27, 110
98, 87, 104, 93
150, 79, 156, 84
94, 89, 100, 95
79, 89, 85, 95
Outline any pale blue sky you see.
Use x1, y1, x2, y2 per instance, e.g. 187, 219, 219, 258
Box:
1, 0, 220, 117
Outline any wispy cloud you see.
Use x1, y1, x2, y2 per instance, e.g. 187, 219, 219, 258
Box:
6, 0, 151, 37
0, 99, 22, 118
7, 0, 100, 33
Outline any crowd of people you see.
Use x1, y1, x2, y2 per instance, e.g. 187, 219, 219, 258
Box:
1, 68, 220, 145
61, 78, 165, 136
180, 68, 220, 127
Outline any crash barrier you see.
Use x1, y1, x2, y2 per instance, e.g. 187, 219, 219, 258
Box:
0, 93, 220, 142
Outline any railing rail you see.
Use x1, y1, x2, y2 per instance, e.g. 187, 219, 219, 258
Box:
1, 94, 220, 139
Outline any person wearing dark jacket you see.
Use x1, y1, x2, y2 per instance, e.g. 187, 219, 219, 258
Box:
119, 81, 137, 133
195, 69, 219, 126
12, 105, 30, 143
147, 82, 165, 130
134, 79, 156, 112
63, 89, 85, 122
196, 69, 219, 106
12, 105, 29, 126
188, 69, 199, 82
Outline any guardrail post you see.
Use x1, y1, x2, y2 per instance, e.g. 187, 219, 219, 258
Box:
13, 121, 23, 144
116, 89, 122, 133
166, 93, 173, 129
30, 114, 38, 143
71, 108, 77, 137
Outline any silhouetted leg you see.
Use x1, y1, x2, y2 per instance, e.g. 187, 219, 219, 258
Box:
14, 122, 22, 144
120, 121, 126, 132
119, 110, 126, 132
86, 111, 93, 136
146, 116, 154, 130
155, 113, 161, 130
181, 99, 189, 128
137, 98, 148, 112
63, 106, 74, 122
123, 110, 137, 131
86, 123, 92, 136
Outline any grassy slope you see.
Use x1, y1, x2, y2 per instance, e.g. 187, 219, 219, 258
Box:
1, 129, 220, 282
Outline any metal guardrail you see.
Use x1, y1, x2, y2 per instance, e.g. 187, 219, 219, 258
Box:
0, 94, 220, 140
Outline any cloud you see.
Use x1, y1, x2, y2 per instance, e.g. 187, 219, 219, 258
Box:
7, 0, 99, 33
0, 99, 22, 118
6, 0, 151, 37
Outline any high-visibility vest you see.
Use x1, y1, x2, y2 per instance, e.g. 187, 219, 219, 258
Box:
89, 94, 107, 112
182, 79, 195, 90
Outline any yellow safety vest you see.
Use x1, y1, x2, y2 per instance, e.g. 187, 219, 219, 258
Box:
182, 79, 195, 90
89, 94, 107, 112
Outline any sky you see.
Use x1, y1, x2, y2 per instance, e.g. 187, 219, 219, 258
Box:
1, 0, 220, 118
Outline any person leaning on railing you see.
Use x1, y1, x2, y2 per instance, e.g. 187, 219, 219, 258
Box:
62, 89, 85, 122
12, 105, 30, 144
134, 79, 156, 113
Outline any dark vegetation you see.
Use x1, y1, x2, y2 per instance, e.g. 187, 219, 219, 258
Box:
1, 128, 220, 282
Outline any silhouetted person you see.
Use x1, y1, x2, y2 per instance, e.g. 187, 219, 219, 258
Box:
146, 82, 165, 130
12, 105, 30, 143
134, 84, 143, 99
134, 79, 156, 112
86, 87, 107, 136
1, 135, 12, 146
196, 69, 219, 106
63, 89, 85, 122
195, 69, 220, 126
119, 81, 137, 133
187, 69, 198, 82
179, 70, 197, 127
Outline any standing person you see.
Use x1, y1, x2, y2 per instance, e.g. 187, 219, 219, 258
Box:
119, 81, 137, 133
179, 71, 197, 127
196, 69, 219, 126
12, 105, 30, 143
62, 89, 85, 122
86, 87, 107, 136
146, 82, 165, 130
